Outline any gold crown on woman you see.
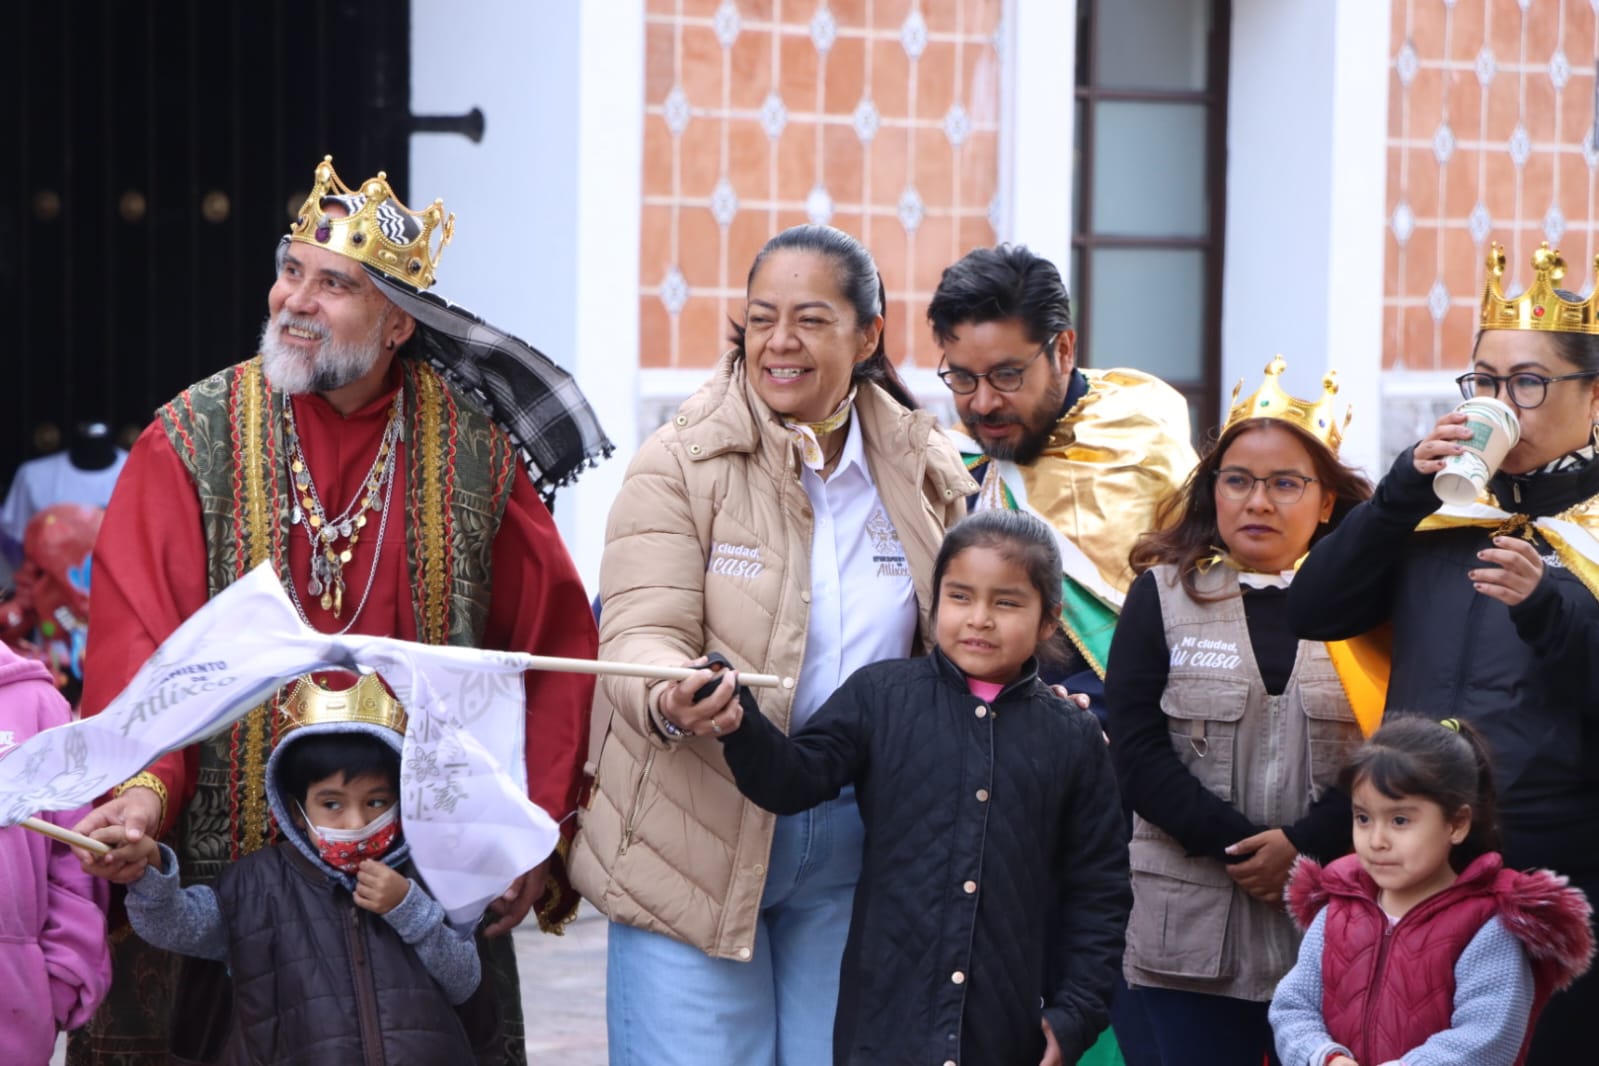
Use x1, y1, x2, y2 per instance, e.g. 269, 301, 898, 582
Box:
1480, 240, 1599, 334
279, 672, 408, 736
288, 155, 455, 290
1223, 355, 1350, 455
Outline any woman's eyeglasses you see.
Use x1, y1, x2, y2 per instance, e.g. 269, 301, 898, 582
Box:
1214, 469, 1317, 505
937, 336, 1057, 395
1454, 370, 1599, 409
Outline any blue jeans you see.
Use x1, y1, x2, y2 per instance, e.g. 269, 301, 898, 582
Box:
606, 788, 864, 1066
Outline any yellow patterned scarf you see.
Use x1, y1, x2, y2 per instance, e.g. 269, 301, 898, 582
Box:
783, 387, 856, 471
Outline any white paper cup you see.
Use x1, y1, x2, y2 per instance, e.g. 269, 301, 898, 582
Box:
1433, 396, 1521, 505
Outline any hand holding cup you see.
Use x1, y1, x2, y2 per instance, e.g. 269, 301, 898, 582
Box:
1411, 411, 1473, 475
1431, 398, 1521, 505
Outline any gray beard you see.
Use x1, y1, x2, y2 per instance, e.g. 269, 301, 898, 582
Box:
259, 312, 385, 395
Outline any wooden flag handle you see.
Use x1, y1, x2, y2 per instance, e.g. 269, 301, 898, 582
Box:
523, 655, 792, 690
19, 816, 112, 855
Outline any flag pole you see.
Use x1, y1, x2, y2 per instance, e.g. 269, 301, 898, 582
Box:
522, 655, 791, 690
19, 817, 112, 855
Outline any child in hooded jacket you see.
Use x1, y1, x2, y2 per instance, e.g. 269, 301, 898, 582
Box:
1271, 716, 1594, 1066
82, 692, 499, 1065
0, 643, 110, 1063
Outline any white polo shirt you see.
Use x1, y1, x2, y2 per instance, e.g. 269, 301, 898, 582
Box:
790, 411, 920, 732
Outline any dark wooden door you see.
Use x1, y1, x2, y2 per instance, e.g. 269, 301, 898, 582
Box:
3, 0, 412, 484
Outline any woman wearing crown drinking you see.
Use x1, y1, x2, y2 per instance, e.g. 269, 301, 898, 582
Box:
1289, 242, 1599, 1062
1105, 357, 1371, 1065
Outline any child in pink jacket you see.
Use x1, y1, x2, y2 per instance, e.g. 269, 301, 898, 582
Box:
0, 643, 110, 1061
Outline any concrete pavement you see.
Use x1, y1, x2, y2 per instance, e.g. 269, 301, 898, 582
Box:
519, 907, 609, 1064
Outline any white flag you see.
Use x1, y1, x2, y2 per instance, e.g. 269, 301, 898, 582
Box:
0, 563, 560, 926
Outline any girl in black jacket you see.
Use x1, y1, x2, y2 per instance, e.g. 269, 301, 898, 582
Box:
682, 509, 1130, 1066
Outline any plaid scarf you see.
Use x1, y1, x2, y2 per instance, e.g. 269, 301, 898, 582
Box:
281, 193, 613, 501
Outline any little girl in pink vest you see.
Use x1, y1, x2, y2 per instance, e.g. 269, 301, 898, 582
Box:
1271, 716, 1593, 1066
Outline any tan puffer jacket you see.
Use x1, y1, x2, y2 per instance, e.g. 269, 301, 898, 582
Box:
570, 352, 976, 961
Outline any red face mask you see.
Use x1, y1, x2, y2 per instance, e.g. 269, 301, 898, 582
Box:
299, 804, 400, 874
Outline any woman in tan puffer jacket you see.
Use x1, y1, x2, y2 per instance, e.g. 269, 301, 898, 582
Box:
570, 225, 974, 1066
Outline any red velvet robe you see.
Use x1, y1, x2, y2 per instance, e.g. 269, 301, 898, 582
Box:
81, 372, 597, 865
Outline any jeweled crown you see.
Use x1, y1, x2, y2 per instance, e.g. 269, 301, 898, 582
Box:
279, 672, 408, 736
1480, 240, 1599, 335
287, 155, 454, 290
1223, 355, 1350, 456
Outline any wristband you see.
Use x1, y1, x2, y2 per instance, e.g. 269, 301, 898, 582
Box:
651, 705, 693, 740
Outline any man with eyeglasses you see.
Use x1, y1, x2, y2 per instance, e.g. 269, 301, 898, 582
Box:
930, 245, 1197, 694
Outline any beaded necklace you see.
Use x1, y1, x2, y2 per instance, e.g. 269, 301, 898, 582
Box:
283, 391, 403, 624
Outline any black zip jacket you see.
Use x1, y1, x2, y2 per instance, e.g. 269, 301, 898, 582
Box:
720, 650, 1130, 1066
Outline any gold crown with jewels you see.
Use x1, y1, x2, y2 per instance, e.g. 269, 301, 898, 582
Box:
1222, 355, 1350, 456
287, 155, 454, 290
279, 672, 408, 736
1480, 240, 1599, 334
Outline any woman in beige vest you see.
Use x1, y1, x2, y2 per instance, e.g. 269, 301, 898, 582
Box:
570, 225, 974, 1065
1104, 358, 1370, 1065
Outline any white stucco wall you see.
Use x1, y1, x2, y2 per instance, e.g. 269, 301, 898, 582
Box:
411, 0, 642, 593
1003, 0, 1076, 266
1223, 0, 1390, 476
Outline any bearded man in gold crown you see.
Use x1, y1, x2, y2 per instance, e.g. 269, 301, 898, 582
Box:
65, 157, 611, 1066
930, 244, 1197, 698
1290, 240, 1599, 1063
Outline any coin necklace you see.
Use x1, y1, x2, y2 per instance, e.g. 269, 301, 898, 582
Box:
283, 391, 402, 624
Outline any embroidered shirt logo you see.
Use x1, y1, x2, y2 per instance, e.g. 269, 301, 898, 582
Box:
1169, 635, 1242, 671
0, 730, 15, 755
709, 541, 764, 579
866, 507, 911, 578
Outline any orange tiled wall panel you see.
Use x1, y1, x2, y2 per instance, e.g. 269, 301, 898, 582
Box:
642, 0, 1004, 370
1386, 0, 1599, 372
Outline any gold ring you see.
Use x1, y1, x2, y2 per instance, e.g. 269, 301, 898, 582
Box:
711, 719, 722, 735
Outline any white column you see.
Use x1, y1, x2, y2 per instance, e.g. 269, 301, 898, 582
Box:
1003, 0, 1076, 269
410, 0, 642, 593
568, 0, 645, 591
1324, 0, 1392, 478
410, 2, 581, 368
1223, 0, 1389, 476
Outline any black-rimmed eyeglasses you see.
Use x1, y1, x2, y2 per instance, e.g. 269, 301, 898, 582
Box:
1214, 469, 1318, 505
937, 336, 1057, 395
1455, 370, 1599, 410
